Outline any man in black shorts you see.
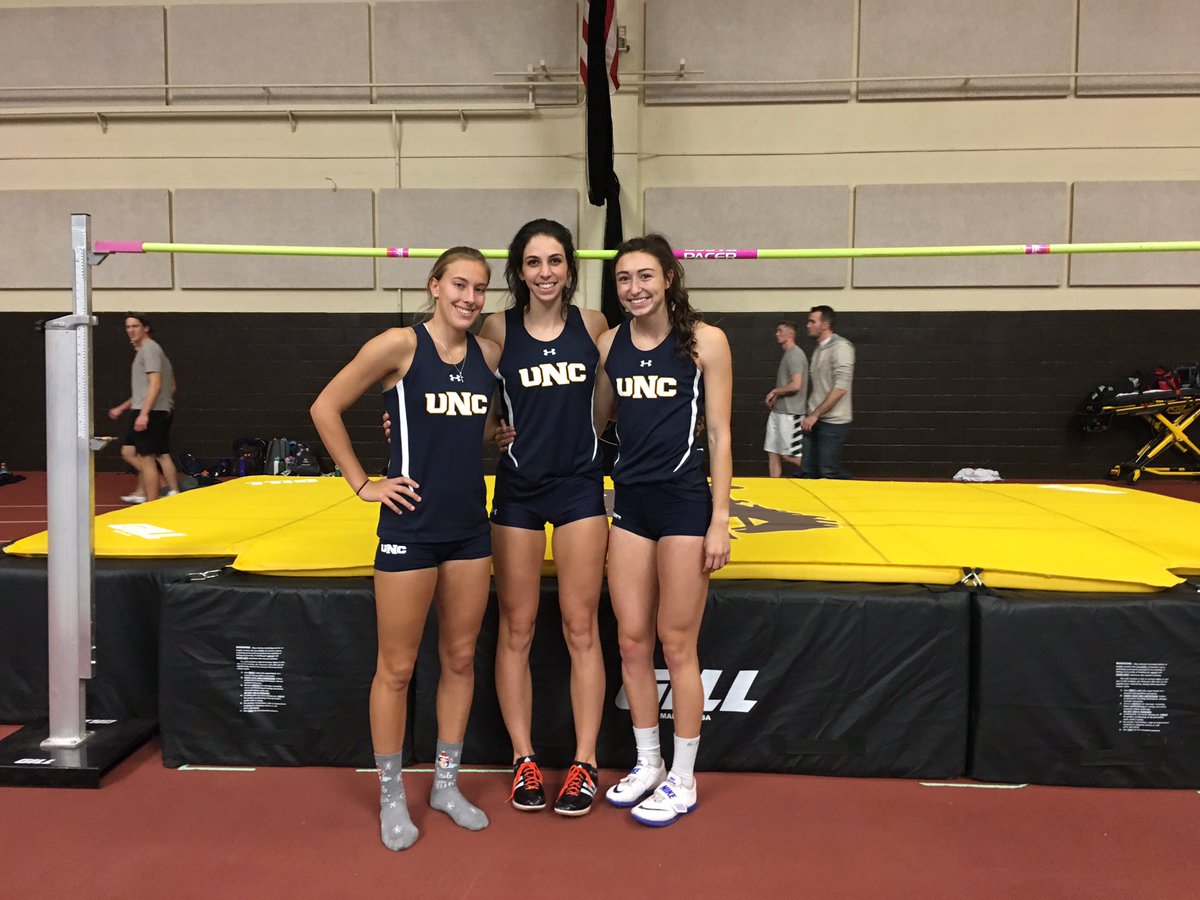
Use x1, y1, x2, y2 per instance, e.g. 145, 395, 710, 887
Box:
108, 314, 178, 503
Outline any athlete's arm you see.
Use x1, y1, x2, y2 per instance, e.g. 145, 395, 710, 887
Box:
580, 307, 610, 344
476, 335, 505, 444
108, 397, 133, 420
802, 387, 846, 432
478, 310, 507, 349
592, 326, 619, 435
697, 324, 732, 574
311, 327, 421, 515
766, 371, 805, 409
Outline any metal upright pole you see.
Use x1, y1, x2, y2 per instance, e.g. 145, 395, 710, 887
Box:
41, 213, 97, 749
0, 213, 154, 786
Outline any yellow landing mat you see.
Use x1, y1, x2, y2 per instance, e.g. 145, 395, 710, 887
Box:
7, 477, 1200, 592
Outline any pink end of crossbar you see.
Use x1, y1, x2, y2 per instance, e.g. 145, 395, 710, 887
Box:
1024, 243, 1050, 255
94, 241, 145, 254
386, 247, 409, 258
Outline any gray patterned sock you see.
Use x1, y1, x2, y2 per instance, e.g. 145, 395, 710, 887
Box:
429, 740, 489, 831
375, 751, 418, 851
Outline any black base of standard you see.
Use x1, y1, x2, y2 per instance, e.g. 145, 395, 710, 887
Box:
0, 718, 157, 788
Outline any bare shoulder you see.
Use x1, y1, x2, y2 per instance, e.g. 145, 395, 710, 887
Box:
596, 324, 620, 361
695, 321, 730, 355
579, 307, 610, 342
474, 334, 503, 370
365, 325, 416, 358
479, 311, 507, 346
387, 325, 417, 347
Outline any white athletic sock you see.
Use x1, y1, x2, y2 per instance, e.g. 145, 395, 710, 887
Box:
671, 734, 700, 787
633, 725, 662, 768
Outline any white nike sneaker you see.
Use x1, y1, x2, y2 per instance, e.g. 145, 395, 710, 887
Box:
630, 772, 697, 827
120, 493, 147, 504
604, 761, 666, 808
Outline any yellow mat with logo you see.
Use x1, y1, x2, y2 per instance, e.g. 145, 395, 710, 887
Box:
6, 476, 1200, 592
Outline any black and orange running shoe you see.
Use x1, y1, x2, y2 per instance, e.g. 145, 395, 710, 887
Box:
509, 755, 546, 811
553, 761, 599, 817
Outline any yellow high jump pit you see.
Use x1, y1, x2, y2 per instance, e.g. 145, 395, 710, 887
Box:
6, 476, 1200, 592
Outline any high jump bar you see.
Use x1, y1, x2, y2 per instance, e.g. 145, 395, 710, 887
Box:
93, 239, 1200, 260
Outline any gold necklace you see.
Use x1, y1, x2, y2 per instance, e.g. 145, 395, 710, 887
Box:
426, 324, 467, 383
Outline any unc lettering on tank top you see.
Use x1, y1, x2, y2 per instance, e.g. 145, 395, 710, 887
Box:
496, 305, 600, 483
381, 324, 494, 542
607, 321, 704, 484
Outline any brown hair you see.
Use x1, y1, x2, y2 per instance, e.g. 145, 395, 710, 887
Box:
423, 247, 491, 315
125, 312, 152, 334
504, 219, 578, 319
613, 234, 702, 359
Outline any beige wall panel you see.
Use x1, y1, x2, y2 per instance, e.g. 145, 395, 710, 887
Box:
396, 156, 581, 189
638, 148, 1200, 189
167, 3, 370, 104
173, 189, 374, 288
859, 0, 1073, 100
374, 1, 576, 105
0, 190, 170, 289
1070, 181, 1200, 285
0, 6, 165, 107
637, 98, 1200, 158
0, 118, 402, 161
389, 108, 590, 161
853, 183, 1068, 287
643, 187, 848, 288
644, 0, 853, 104
0, 158, 398, 190
378, 189, 578, 288
1078, 0, 1200, 95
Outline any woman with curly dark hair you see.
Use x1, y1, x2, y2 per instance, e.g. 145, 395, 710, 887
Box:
593, 233, 733, 827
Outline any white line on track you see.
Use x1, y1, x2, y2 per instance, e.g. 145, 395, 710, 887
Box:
170, 766, 514, 775
920, 781, 1028, 789
177, 765, 256, 772
355, 767, 513, 774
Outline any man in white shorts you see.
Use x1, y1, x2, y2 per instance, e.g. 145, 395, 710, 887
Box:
763, 321, 806, 477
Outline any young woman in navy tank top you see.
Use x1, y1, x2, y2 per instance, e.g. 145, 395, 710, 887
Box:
481, 219, 611, 817
311, 248, 502, 852
593, 234, 733, 827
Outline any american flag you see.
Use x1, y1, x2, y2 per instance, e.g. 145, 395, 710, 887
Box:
579, 0, 619, 92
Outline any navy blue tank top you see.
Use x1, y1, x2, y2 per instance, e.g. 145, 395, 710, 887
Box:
606, 321, 705, 485
379, 324, 494, 542
496, 305, 600, 485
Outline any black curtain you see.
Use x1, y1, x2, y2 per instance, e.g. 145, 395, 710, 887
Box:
585, 1, 624, 327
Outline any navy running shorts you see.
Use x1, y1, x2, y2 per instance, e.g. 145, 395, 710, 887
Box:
374, 530, 491, 573
611, 471, 712, 540
490, 471, 606, 531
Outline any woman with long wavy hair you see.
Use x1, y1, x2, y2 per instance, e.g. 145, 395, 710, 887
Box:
593, 233, 733, 827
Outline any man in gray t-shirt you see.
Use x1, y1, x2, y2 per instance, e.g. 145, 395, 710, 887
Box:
763, 321, 807, 477
108, 314, 179, 503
